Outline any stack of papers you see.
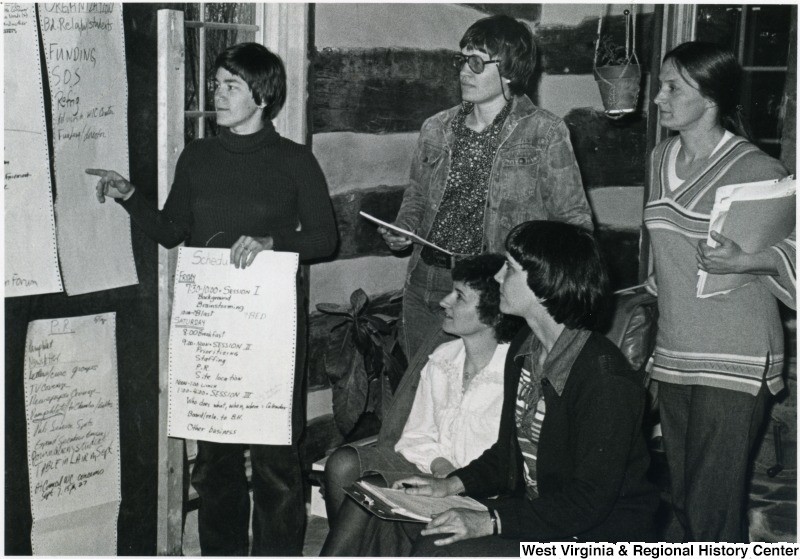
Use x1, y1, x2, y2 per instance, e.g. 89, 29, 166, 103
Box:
345, 479, 487, 523
697, 176, 795, 298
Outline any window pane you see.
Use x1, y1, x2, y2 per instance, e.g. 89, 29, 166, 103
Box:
696, 5, 742, 52
184, 116, 220, 146
742, 5, 791, 67
204, 29, 257, 113
184, 116, 220, 145
185, 25, 200, 112
184, 4, 258, 119
205, 3, 256, 25
742, 70, 786, 141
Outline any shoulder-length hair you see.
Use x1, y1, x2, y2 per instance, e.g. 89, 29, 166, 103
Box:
213, 42, 286, 120
506, 221, 610, 331
460, 14, 536, 96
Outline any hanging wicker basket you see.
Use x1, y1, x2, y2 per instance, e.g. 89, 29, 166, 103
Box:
594, 61, 641, 117
593, 9, 641, 119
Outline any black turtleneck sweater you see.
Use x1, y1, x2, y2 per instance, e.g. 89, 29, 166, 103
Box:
119, 122, 337, 261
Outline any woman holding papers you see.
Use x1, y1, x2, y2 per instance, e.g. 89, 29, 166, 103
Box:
87, 44, 336, 555
321, 254, 523, 555
397, 221, 658, 554
379, 14, 592, 361
643, 41, 796, 542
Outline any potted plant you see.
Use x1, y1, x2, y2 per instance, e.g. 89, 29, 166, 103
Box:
593, 9, 641, 118
316, 289, 407, 440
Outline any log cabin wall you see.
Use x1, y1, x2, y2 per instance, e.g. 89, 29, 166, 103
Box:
304, 4, 656, 441
309, 3, 655, 311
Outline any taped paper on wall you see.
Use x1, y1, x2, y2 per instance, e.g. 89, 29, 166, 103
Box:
24, 313, 121, 555
39, 2, 138, 295
4, 3, 63, 297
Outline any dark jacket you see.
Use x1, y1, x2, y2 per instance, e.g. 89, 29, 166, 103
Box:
452, 325, 659, 542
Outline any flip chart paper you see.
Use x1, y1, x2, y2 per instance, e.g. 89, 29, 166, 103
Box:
24, 313, 121, 555
4, 3, 63, 297
169, 248, 299, 445
39, 3, 139, 295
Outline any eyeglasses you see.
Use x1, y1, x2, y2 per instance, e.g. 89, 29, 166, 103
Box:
452, 53, 500, 74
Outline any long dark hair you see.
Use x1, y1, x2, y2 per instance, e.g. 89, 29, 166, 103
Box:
663, 41, 751, 139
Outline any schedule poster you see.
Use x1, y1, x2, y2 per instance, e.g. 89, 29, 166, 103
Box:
169, 248, 299, 445
4, 3, 63, 297
24, 313, 121, 555
39, 2, 139, 295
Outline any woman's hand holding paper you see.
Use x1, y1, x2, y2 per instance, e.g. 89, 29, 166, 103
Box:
379, 226, 413, 251
697, 230, 778, 275
231, 235, 273, 269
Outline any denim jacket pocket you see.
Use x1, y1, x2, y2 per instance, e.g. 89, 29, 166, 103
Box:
496, 146, 541, 203
417, 141, 445, 186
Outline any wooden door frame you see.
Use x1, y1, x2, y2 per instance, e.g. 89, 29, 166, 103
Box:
155, 6, 310, 554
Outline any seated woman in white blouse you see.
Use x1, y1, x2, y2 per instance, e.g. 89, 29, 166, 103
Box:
321, 253, 523, 556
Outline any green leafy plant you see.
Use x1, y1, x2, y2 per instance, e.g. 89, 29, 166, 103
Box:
593, 12, 642, 118
596, 35, 633, 66
316, 289, 407, 439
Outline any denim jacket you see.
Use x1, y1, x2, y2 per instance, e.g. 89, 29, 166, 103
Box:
394, 94, 592, 274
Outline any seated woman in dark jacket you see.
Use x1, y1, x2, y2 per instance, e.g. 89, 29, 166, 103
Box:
396, 220, 659, 555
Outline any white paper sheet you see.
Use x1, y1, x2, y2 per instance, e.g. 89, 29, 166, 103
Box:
24, 312, 121, 555
697, 176, 796, 298
39, 3, 138, 295
169, 248, 299, 445
359, 211, 452, 254
4, 3, 63, 297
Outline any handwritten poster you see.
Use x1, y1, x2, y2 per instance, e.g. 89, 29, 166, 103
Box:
24, 312, 121, 555
169, 248, 299, 445
39, 3, 138, 295
4, 3, 63, 297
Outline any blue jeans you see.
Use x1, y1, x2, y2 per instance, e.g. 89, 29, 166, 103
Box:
400, 259, 454, 360
658, 381, 767, 542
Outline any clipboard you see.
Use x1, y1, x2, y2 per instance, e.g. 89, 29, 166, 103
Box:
343, 482, 427, 523
344, 479, 487, 523
359, 211, 453, 255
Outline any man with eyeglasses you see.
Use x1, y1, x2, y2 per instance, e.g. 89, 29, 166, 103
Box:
380, 14, 593, 365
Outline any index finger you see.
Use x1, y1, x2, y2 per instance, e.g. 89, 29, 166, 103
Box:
85, 168, 108, 177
